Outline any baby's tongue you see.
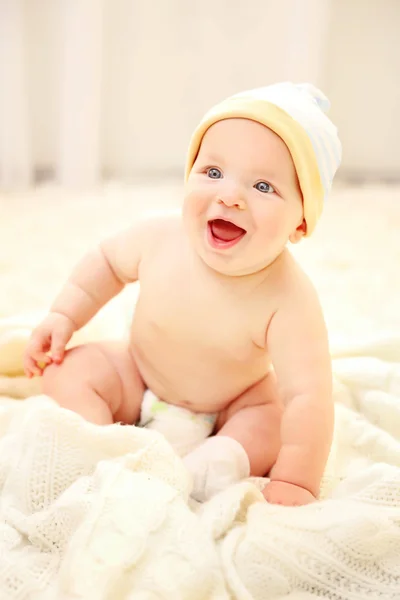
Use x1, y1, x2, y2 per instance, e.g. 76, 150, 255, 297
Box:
210, 219, 245, 242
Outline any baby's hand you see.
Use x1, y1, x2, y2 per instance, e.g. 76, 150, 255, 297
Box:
23, 312, 76, 378
263, 480, 316, 506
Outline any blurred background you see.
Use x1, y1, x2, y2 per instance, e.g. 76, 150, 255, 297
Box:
1, 0, 400, 189
0, 0, 399, 348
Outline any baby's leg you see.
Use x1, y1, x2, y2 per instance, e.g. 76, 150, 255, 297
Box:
42, 342, 145, 425
216, 373, 283, 477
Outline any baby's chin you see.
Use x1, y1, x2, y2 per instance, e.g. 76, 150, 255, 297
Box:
185, 222, 283, 276
197, 245, 278, 277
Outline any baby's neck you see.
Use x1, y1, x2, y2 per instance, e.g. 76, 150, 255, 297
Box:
197, 248, 287, 295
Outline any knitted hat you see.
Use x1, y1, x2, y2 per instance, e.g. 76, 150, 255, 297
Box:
184, 82, 342, 236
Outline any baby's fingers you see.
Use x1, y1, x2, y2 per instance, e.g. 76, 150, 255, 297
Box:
30, 342, 52, 364
50, 331, 69, 364
24, 339, 52, 377
24, 354, 47, 378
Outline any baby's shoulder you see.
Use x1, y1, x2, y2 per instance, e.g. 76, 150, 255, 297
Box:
136, 209, 181, 234
134, 210, 183, 252
274, 250, 320, 306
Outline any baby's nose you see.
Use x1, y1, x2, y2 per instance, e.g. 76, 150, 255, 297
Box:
216, 188, 246, 210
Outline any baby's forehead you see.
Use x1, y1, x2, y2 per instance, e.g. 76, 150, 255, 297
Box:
198, 118, 297, 173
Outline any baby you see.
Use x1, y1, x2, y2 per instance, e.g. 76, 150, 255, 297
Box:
24, 82, 341, 506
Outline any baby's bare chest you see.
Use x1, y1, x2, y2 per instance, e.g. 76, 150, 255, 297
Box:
134, 254, 272, 359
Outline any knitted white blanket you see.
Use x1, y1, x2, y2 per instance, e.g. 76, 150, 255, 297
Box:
0, 317, 399, 599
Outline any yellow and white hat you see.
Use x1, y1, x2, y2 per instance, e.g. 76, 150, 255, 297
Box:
185, 82, 342, 236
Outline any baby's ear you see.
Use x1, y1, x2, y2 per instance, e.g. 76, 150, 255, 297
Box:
289, 219, 306, 244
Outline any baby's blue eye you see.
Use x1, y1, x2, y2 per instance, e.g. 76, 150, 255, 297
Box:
255, 181, 275, 193
207, 168, 222, 179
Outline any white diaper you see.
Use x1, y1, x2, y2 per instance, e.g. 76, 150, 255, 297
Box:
138, 390, 217, 457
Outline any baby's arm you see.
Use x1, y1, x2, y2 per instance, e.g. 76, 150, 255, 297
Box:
264, 278, 334, 504
24, 219, 155, 375
51, 221, 148, 329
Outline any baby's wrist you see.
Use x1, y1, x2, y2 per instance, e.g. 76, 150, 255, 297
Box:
49, 310, 79, 331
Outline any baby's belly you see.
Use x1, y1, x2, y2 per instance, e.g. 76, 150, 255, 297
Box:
130, 323, 269, 413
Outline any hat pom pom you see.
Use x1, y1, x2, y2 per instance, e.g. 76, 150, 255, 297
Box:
297, 83, 331, 113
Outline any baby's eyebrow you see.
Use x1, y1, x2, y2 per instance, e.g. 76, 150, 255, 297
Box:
197, 152, 224, 165
250, 167, 280, 184
253, 162, 298, 184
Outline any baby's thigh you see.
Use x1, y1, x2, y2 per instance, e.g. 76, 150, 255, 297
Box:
95, 341, 146, 424
214, 374, 284, 476
216, 371, 282, 430
43, 341, 145, 424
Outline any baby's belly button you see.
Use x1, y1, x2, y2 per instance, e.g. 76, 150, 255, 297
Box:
132, 344, 237, 410
168, 400, 224, 415
147, 378, 227, 412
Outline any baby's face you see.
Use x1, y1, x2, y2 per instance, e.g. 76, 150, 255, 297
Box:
183, 118, 305, 276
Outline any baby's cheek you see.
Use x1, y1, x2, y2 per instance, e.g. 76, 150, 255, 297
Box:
256, 205, 290, 240
258, 213, 282, 240
184, 188, 209, 219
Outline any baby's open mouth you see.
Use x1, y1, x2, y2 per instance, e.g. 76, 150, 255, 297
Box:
207, 218, 246, 248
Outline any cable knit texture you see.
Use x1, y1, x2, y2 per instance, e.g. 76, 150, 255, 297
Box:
0, 318, 400, 599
